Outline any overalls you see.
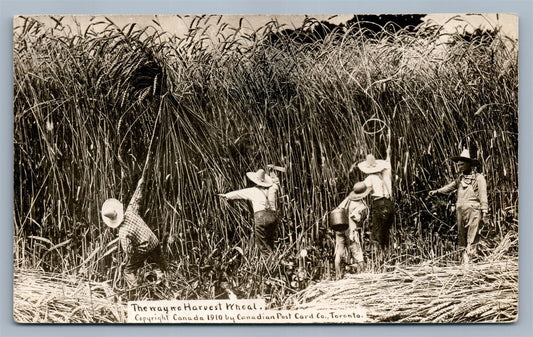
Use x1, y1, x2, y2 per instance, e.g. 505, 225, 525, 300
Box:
456, 175, 483, 255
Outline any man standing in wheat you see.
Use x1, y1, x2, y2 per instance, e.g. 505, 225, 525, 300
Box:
429, 149, 489, 264
357, 144, 394, 251
101, 176, 168, 291
218, 168, 281, 255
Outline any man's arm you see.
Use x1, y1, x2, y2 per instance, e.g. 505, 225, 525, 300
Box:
437, 180, 457, 194
119, 230, 133, 255
337, 196, 351, 209
350, 202, 368, 223
127, 177, 145, 213
386, 127, 392, 163
429, 180, 457, 196
219, 188, 255, 201
477, 174, 489, 223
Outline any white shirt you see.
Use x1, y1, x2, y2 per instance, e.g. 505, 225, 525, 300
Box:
363, 161, 392, 199
224, 186, 277, 213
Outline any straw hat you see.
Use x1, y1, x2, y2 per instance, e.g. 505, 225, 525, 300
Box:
246, 169, 273, 187
451, 149, 479, 165
101, 198, 124, 228
350, 182, 371, 200
357, 154, 388, 174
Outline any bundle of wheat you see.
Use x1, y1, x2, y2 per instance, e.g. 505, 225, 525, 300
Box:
13, 269, 126, 323
288, 233, 518, 323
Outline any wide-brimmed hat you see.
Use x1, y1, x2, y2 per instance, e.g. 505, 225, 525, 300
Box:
246, 169, 273, 187
451, 149, 479, 165
357, 154, 388, 174
351, 182, 371, 200
101, 198, 124, 228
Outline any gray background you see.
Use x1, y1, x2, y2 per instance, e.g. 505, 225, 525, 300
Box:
1, 0, 531, 336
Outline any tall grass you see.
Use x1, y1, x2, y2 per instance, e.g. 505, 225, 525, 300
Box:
13, 15, 518, 302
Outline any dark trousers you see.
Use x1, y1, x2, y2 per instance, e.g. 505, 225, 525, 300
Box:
371, 198, 395, 249
124, 245, 168, 288
254, 210, 278, 255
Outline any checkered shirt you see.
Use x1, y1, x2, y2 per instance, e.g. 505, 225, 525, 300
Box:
118, 180, 159, 256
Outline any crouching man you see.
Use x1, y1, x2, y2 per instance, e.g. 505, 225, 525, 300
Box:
101, 177, 168, 292
334, 182, 370, 279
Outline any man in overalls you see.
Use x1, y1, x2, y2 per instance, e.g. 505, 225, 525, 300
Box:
429, 149, 489, 264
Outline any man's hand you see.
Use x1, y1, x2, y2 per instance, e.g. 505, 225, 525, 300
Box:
428, 190, 438, 197
482, 211, 489, 224
269, 170, 279, 183
217, 193, 227, 199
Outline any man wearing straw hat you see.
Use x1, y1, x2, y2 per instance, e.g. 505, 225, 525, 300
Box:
357, 145, 394, 250
429, 149, 489, 264
101, 177, 168, 290
334, 182, 371, 279
218, 168, 280, 255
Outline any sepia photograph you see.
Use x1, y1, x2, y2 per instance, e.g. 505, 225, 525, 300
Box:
13, 13, 518, 324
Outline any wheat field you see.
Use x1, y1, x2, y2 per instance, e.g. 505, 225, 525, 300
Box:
13, 15, 518, 321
